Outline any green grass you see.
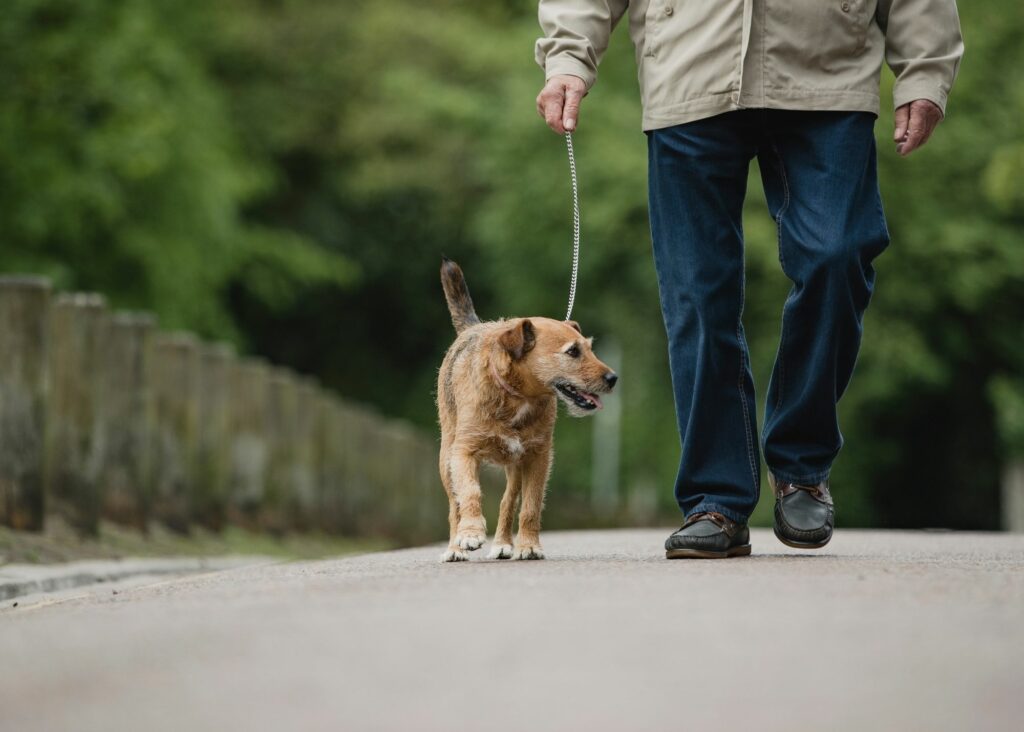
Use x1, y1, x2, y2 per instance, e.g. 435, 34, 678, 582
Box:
0, 519, 391, 565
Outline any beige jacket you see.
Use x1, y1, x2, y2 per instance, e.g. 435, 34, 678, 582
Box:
536, 0, 963, 130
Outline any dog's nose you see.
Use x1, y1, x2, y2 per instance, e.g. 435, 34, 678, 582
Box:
603, 371, 618, 389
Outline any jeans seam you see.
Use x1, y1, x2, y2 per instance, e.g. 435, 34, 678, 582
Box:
736, 232, 759, 502
769, 138, 791, 418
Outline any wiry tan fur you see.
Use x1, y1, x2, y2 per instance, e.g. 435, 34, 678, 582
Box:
437, 258, 616, 562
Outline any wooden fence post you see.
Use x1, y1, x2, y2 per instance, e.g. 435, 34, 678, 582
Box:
150, 332, 200, 532
46, 293, 108, 535
352, 403, 385, 536
264, 368, 298, 533
319, 397, 352, 536
226, 357, 270, 529
289, 378, 319, 530
196, 342, 234, 531
98, 312, 157, 530
415, 432, 444, 542
0, 276, 51, 530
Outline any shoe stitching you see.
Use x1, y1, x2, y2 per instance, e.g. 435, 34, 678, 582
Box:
775, 505, 833, 541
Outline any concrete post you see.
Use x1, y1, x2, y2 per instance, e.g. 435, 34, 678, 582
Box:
150, 332, 200, 533
46, 293, 108, 535
0, 276, 51, 530
98, 312, 157, 530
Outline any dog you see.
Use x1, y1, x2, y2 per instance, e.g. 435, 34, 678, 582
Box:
436, 257, 617, 562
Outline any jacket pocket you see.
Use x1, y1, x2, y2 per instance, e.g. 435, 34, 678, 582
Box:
768, 0, 874, 74
841, 0, 875, 53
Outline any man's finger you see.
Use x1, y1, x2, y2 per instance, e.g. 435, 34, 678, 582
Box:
544, 96, 566, 133
563, 87, 583, 132
917, 102, 942, 149
899, 102, 931, 156
540, 87, 566, 134
893, 104, 909, 143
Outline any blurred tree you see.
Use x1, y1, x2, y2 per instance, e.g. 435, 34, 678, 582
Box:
0, 0, 355, 341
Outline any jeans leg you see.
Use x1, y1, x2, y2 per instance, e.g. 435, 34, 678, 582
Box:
648, 113, 760, 523
757, 111, 890, 483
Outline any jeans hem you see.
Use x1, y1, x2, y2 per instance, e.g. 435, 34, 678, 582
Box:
768, 467, 831, 486
684, 503, 749, 525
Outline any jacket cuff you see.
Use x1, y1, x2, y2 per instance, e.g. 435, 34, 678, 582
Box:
542, 54, 596, 90
893, 77, 949, 117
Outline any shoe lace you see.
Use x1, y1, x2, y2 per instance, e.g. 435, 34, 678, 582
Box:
683, 511, 730, 529
790, 484, 826, 500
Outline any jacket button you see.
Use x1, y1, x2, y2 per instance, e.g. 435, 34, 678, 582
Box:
665, 5, 674, 15
841, 1, 850, 10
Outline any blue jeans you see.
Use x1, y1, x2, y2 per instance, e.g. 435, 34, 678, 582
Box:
647, 110, 889, 523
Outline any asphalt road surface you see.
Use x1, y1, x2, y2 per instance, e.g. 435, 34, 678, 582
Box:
2, 529, 1022, 731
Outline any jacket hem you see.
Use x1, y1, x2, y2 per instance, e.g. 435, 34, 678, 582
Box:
641, 89, 879, 131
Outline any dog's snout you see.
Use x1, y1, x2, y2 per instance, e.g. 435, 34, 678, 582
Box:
603, 371, 619, 389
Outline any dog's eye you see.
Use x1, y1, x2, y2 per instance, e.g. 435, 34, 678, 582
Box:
565, 345, 581, 358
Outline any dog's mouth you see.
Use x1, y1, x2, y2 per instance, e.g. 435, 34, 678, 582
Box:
554, 382, 603, 411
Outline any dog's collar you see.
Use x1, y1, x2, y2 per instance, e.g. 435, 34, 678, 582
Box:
489, 359, 525, 399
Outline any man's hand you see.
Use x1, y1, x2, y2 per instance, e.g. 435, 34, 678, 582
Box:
536, 74, 588, 134
894, 99, 943, 157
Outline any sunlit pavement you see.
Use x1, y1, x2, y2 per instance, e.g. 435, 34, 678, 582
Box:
2, 529, 1021, 732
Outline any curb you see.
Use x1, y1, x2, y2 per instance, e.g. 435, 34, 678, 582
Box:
0, 556, 271, 602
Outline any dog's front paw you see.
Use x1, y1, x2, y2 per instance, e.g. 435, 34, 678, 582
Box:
511, 544, 545, 560
441, 548, 469, 563
488, 543, 513, 560
456, 530, 486, 551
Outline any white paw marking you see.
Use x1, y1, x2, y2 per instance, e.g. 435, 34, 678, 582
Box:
441, 548, 469, 563
511, 545, 545, 560
488, 543, 513, 560
456, 533, 485, 551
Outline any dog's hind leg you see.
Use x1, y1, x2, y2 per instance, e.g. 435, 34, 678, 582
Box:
449, 449, 487, 552
513, 450, 551, 560
439, 444, 468, 562
488, 464, 521, 559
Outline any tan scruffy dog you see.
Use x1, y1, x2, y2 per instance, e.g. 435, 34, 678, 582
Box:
437, 257, 617, 562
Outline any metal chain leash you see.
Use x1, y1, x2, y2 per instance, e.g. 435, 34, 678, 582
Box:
564, 131, 580, 322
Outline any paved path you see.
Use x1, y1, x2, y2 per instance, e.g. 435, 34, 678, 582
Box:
2, 529, 1022, 731
0, 556, 269, 601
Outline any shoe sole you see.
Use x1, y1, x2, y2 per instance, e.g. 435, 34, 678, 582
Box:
773, 527, 831, 550
666, 544, 752, 560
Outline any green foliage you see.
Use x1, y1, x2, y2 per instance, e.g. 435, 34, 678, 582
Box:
0, 0, 355, 340
2, 0, 1020, 527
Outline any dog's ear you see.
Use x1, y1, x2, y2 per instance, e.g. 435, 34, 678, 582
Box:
499, 319, 536, 360
566, 320, 582, 334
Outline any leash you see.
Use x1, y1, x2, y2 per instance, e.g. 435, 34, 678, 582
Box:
564, 131, 580, 321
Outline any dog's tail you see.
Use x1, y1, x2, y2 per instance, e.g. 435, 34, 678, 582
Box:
440, 256, 481, 333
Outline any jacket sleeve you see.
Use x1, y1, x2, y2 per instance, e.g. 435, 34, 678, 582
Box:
535, 0, 629, 90
876, 0, 964, 114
